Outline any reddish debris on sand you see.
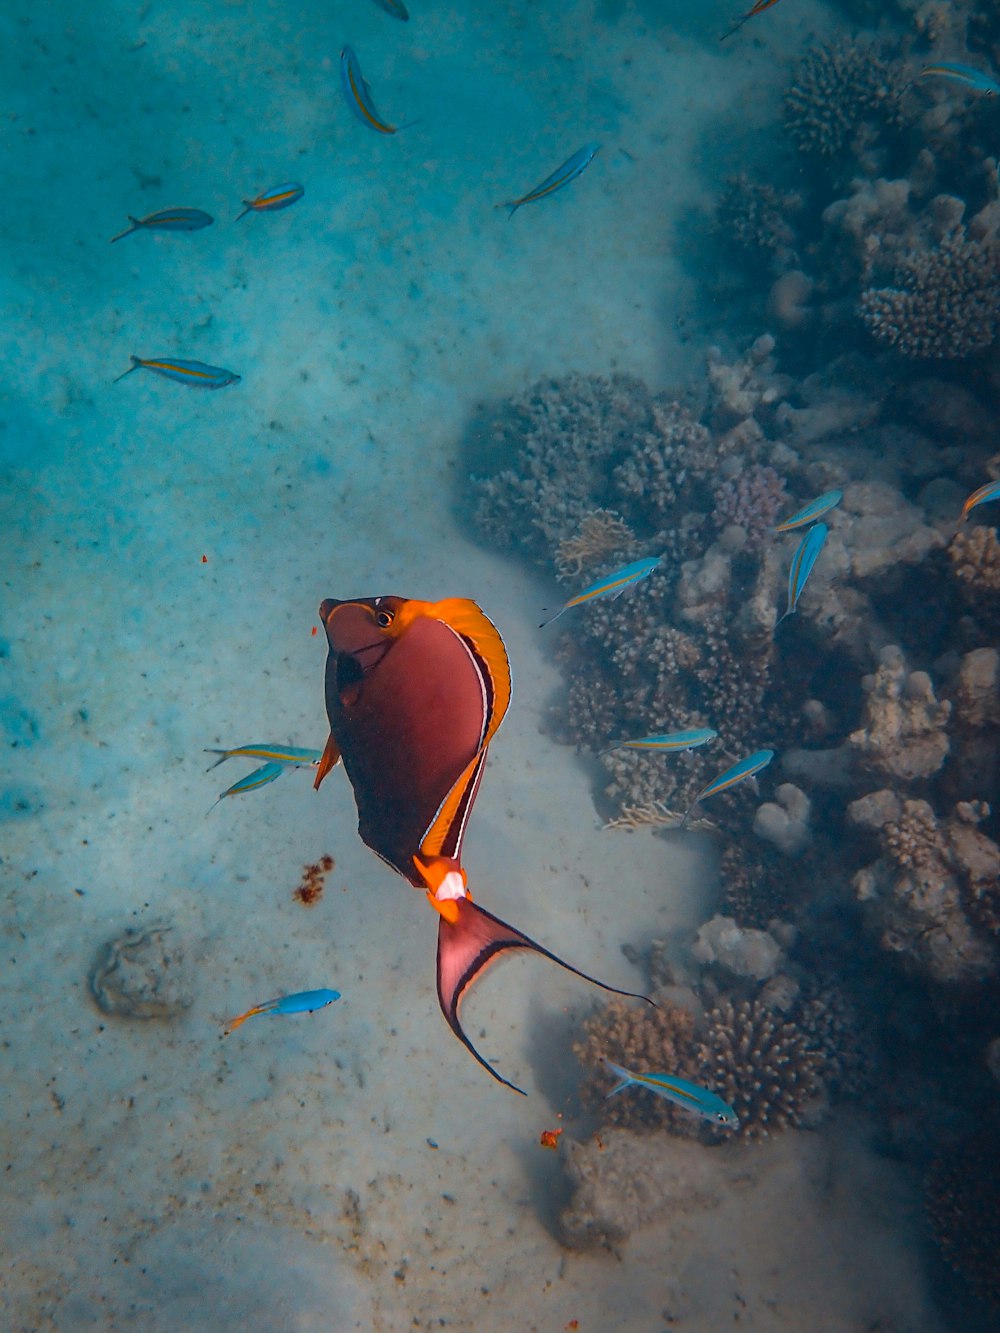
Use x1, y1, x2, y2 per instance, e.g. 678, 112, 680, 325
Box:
294, 855, 335, 906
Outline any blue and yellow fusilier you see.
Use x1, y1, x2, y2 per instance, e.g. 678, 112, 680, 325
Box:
918, 62, 1000, 96
501, 143, 601, 218
236, 183, 305, 221
225, 988, 341, 1035
110, 208, 214, 243
603, 728, 717, 755
205, 744, 323, 770
208, 761, 286, 813
960, 479, 1000, 522
539, 555, 661, 628
340, 46, 399, 134
777, 522, 828, 628
774, 489, 842, 534
114, 356, 241, 389
372, 0, 409, 18
603, 1058, 739, 1129
680, 748, 774, 827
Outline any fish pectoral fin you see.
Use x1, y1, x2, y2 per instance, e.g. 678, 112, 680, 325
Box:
313, 732, 342, 790
436, 898, 654, 1095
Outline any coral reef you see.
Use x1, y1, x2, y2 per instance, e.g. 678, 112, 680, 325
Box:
691, 916, 785, 983
860, 226, 1000, 359
753, 782, 812, 857
849, 793, 1000, 984
89, 923, 192, 1020
782, 39, 906, 158
717, 841, 796, 929
949, 522, 1000, 593
695, 998, 825, 1141
554, 509, 636, 578
712, 464, 788, 547
715, 173, 802, 271
573, 996, 696, 1130
848, 645, 951, 781
926, 1122, 1000, 1309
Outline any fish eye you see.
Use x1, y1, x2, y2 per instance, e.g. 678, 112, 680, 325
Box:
375, 609, 394, 628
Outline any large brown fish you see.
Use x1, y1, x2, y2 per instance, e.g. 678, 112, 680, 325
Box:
314, 594, 648, 1093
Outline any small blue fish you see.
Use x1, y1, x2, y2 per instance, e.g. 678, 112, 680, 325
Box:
960, 479, 1000, 522
225, 987, 341, 1034
774, 489, 843, 534
777, 522, 828, 628
114, 356, 241, 389
205, 744, 323, 770
603, 1058, 739, 1129
501, 143, 601, 218
918, 62, 1000, 96
373, 0, 409, 18
539, 555, 660, 628
110, 208, 214, 243
341, 46, 399, 135
681, 749, 774, 827
603, 728, 717, 755
236, 183, 305, 221
208, 761, 285, 813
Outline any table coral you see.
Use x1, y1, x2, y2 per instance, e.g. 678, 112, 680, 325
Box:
695, 998, 825, 1140
860, 227, 1000, 359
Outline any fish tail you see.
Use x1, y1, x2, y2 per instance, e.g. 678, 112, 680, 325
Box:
435, 895, 652, 1094
235, 204, 252, 221
204, 748, 232, 770
113, 356, 141, 384
109, 217, 140, 243
605, 1079, 631, 1098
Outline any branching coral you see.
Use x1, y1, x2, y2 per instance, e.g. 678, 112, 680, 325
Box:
695, 998, 825, 1140
610, 400, 713, 528
554, 509, 636, 578
926, 1122, 1000, 1309
712, 464, 789, 547
573, 996, 697, 1130
860, 227, 1000, 359
782, 39, 906, 158
715, 174, 802, 269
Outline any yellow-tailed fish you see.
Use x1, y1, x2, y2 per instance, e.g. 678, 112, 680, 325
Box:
721, 0, 783, 43
110, 208, 214, 243
539, 555, 660, 628
603, 1057, 739, 1129
776, 522, 828, 628
225, 988, 341, 1035
236, 183, 304, 221
602, 728, 717, 755
208, 760, 285, 813
681, 749, 774, 827
918, 62, 1000, 96
373, 0, 409, 18
501, 143, 601, 218
205, 744, 322, 770
114, 356, 241, 389
960, 479, 1000, 521
340, 45, 399, 135
774, 489, 843, 533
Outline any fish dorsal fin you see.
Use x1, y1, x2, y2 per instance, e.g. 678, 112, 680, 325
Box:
429, 598, 512, 747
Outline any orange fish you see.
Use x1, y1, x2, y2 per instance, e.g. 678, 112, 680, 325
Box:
720, 0, 782, 42
314, 594, 650, 1093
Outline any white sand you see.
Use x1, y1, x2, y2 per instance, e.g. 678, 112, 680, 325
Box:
1, 0, 950, 1328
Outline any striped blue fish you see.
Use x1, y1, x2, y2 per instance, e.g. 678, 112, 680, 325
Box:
114, 356, 241, 389
110, 208, 213, 243
205, 744, 322, 770
603, 728, 717, 755
603, 1058, 739, 1129
208, 761, 285, 813
774, 489, 842, 534
960, 479, 1000, 522
777, 522, 828, 628
918, 62, 1000, 96
236, 183, 304, 221
501, 143, 601, 218
373, 0, 409, 18
539, 555, 660, 628
681, 749, 774, 827
340, 46, 398, 134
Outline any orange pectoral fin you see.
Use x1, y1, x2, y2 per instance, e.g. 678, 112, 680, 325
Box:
313, 732, 341, 790
436, 898, 654, 1095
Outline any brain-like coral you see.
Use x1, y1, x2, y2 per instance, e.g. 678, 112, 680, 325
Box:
573, 996, 697, 1130
782, 39, 906, 158
695, 998, 825, 1140
860, 227, 1000, 359
926, 1122, 1000, 1309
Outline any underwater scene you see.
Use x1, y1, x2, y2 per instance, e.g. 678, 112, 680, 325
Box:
3, 0, 1000, 1328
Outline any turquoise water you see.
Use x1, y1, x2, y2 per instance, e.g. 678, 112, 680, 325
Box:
3, 1, 999, 1328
